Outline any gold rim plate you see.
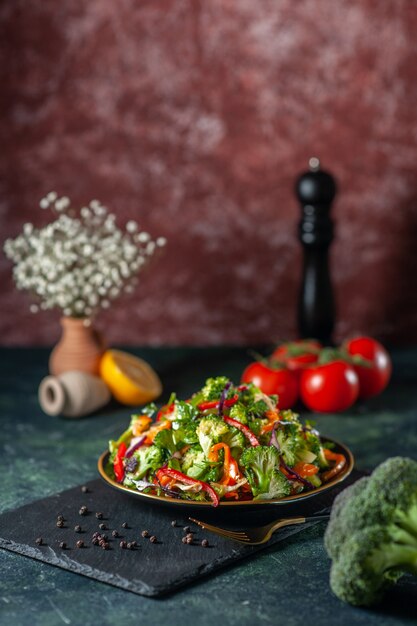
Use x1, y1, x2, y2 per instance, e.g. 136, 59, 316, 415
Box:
97, 437, 354, 509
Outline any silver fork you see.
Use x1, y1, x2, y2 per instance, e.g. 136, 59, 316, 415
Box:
189, 514, 330, 545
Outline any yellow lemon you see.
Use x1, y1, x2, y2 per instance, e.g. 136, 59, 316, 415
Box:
100, 350, 162, 406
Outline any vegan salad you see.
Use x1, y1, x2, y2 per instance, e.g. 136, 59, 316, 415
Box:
106, 376, 347, 506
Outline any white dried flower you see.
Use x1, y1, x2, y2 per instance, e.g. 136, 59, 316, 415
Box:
126, 220, 138, 233
3, 194, 166, 318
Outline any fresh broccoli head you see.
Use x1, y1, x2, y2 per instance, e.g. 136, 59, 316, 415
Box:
221, 426, 246, 455
240, 445, 291, 498
330, 527, 415, 607
196, 415, 230, 456
275, 422, 317, 467
324, 457, 417, 606
228, 402, 248, 424
253, 468, 292, 500
200, 376, 231, 401
181, 446, 218, 480
127, 445, 164, 480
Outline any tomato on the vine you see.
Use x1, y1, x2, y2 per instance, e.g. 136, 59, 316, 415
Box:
345, 336, 392, 400
241, 361, 298, 410
272, 340, 321, 375
300, 360, 359, 413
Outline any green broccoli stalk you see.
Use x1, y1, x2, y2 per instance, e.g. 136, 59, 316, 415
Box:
324, 457, 417, 606
196, 415, 230, 456
330, 527, 417, 607
240, 446, 291, 498
253, 468, 292, 501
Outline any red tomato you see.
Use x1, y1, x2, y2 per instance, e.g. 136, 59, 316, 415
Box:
345, 336, 392, 400
241, 362, 299, 410
300, 361, 359, 413
272, 340, 321, 375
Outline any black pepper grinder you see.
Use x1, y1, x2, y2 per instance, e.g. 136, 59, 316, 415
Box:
296, 157, 337, 345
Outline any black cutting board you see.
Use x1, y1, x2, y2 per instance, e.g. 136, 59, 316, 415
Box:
0, 471, 363, 597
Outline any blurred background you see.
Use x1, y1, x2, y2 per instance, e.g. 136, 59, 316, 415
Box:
1, 0, 417, 347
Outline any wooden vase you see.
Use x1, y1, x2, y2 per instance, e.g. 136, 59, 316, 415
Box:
49, 317, 105, 377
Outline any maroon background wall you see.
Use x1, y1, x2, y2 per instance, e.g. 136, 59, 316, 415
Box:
1, 0, 417, 346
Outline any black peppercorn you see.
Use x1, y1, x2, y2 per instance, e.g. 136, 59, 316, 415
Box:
92, 538, 99, 546
59, 541, 66, 549
95, 512, 103, 520
186, 536, 193, 545
76, 540, 84, 548
57, 515, 65, 522
171, 520, 177, 527
79, 507, 88, 516
122, 522, 128, 529
183, 526, 191, 534
126, 542, 134, 550
119, 540, 127, 549
74, 525, 82, 533
100, 534, 108, 542
81, 486, 89, 493
35, 537, 43, 546
112, 530, 119, 538
141, 530, 149, 538
99, 523, 107, 530
131, 540, 137, 548
181, 536, 188, 544
149, 535, 157, 544
201, 539, 209, 548
56, 520, 64, 528
186, 533, 193, 540
101, 542, 110, 550
92, 531, 100, 539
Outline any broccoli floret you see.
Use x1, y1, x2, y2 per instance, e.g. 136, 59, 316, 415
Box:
275, 422, 317, 467
330, 527, 416, 606
222, 426, 246, 455
181, 446, 222, 481
181, 447, 210, 479
253, 468, 292, 500
247, 417, 269, 437
324, 476, 370, 559
196, 415, 230, 456
304, 430, 329, 470
129, 445, 164, 480
200, 376, 231, 401
229, 402, 248, 425
324, 457, 417, 606
240, 445, 291, 498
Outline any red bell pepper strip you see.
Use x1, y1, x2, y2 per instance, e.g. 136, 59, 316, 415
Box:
197, 395, 239, 411
114, 442, 127, 483
322, 449, 346, 482
156, 467, 219, 507
223, 416, 260, 447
